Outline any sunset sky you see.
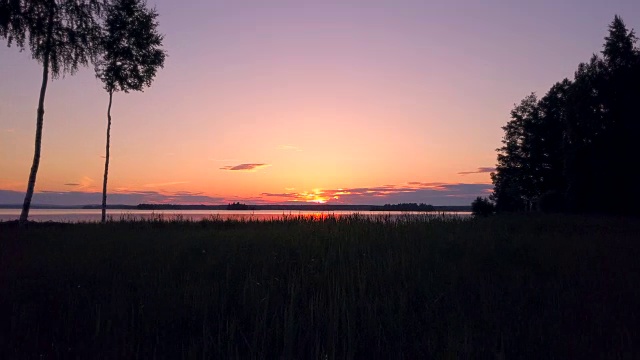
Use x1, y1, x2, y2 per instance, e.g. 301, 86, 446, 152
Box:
1, 0, 639, 206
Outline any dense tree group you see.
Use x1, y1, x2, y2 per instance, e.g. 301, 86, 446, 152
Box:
491, 16, 640, 214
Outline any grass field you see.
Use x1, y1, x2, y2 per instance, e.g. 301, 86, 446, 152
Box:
1, 214, 638, 359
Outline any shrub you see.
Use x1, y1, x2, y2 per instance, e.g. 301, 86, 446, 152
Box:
471, 196, 495, 216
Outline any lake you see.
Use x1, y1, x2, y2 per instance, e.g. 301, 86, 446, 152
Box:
0, 209, 472, 222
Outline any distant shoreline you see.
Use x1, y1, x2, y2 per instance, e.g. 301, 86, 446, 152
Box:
0, 204, 472, 212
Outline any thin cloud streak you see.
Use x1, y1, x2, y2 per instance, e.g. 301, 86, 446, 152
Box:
62, 176, 96, 190
220, 163, 270, 171
458, 167, 496, 175
0, 189, 224, 206
143, 181, 189, 187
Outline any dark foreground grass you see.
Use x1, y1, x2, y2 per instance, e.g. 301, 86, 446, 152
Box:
1, 214, 639, 359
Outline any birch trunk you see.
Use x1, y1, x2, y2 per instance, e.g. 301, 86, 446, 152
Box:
19, 11, 53, 226
101, 91, 114, 223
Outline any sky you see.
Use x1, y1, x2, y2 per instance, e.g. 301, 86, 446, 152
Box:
1, 0, 639, 206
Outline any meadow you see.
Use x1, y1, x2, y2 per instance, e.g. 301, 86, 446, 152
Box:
0, 214, 638, 359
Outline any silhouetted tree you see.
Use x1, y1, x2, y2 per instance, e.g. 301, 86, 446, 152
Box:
95, 0, 165, 223
598, 15, 640, 213
492, 15, 640, 214
471, 197, 494, 216
563, 16, 639, 213
1, 0, 103, 225
603, 16, 637, 70
0, 1, 19, 37
491, 94, 540, 211
563, 54, 607, 212
535, 80, 572, 212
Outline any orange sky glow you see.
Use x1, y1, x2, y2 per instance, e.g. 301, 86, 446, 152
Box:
2, 1, 638, 206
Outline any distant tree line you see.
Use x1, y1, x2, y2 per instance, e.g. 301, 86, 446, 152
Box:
132, 203, 472, 212
136, 204, 222, 210
491, 16, 640, 214
227, 202, 255, 210
370, 203, 435, 212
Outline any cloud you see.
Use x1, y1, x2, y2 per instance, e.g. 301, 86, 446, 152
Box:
0, 189, 224, 206
405, 182, 448, 189
458, 167, 496, 175
260, 192, 298, 198
260, 182, 493, 206
0, 180, 494, 207
62, 176, 96, 190
220, 163, 270, 172
173, 191, 203, 196
142, 181, 189, 188
223, 195, 274, 205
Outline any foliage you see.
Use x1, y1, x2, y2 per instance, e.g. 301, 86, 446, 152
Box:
95, 0, 166, 223
471, 196, 494, 216
492, 15, 640, 214
491, 94, 540, 211
1, 0, 105, 224
1, 215, 639, 358
94, 0, 165, 93
1, 0, 103, 78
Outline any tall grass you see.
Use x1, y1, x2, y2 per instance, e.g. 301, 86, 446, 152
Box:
1, 214, 638, 359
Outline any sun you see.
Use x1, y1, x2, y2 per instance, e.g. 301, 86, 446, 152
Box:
300, 189, 329, 203
309, 196, 327, 204
307, 193, 329, 203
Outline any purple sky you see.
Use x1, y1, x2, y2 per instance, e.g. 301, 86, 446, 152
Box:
1, 0, 639, 206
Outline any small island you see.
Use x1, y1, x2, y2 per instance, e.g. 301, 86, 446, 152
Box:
370, 203, 435, 211
226, 202, 254, 210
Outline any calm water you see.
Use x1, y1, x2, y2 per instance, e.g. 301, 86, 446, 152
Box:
0, 209, 471, 222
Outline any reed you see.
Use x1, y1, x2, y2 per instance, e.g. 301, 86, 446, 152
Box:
1, 214, 638, 359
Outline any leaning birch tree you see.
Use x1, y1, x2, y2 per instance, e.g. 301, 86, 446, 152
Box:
1, 0, 103, 225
